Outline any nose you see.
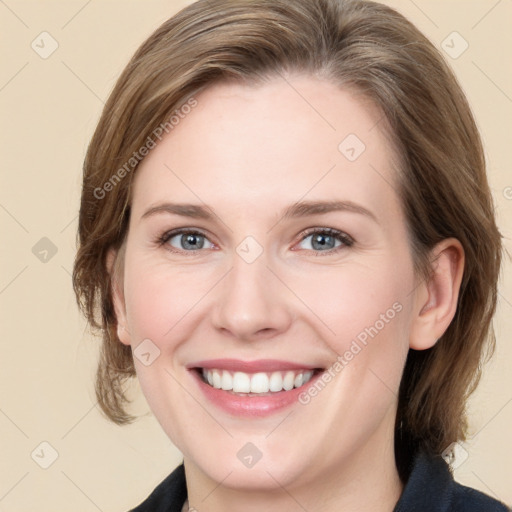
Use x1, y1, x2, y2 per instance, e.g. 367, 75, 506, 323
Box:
211, 253, 293, 341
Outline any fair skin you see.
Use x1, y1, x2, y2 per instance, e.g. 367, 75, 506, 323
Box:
109, 75, 464, 512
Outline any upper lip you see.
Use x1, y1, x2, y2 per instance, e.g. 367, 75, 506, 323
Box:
187, 358, 322, 373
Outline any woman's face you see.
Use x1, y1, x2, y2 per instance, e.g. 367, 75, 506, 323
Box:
113, 76, 425, 492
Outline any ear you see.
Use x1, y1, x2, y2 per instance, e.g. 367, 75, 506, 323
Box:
409, 238, 465, 350
106, 247, 131, 346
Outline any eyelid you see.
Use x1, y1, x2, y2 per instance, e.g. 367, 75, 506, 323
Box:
297, 227, 353, 244
157, 228, 216, 254
292, 227, 354, 254
156, 226, 354, 254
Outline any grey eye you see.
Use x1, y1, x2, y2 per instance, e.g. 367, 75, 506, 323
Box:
299, 232, 343, 251
168, 232, 214, 250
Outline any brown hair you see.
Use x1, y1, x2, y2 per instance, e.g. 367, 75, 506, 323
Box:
72, 0, 503, 477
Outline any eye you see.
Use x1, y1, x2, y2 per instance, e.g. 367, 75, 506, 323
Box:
156, 227, 353, 255
296, 228, 353, 254
159, 229, 215, 252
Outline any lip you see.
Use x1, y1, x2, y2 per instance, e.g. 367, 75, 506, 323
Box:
187, 358, 319, 373
188, 361, 324, 417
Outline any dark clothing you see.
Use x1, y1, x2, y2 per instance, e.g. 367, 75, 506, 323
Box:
393, 452, 509, 511
130, 463, 186, 512
130, 452, 509, 511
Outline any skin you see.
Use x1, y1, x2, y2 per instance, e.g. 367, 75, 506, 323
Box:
109, 75, 464, 512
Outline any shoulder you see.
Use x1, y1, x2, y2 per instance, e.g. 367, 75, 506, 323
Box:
451, 481, 510, 512
128, 463, 187, 512
394, 451, 509, 512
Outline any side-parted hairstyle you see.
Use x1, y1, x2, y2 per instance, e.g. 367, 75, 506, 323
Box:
72, 0, 503, 478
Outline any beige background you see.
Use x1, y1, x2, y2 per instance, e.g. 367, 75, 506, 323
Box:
0, 1, 511, 510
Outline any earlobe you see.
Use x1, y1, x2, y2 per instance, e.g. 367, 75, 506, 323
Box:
106, 247, 131, 347
409, 238, 465, 351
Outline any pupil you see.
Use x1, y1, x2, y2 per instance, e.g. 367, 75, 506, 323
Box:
312, 234, 334, 250
183, 234, 204, 250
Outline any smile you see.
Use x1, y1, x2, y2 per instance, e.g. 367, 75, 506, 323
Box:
188, 358, 325, 416
200, 368, 317, 395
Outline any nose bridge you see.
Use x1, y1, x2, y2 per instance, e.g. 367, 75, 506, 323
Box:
212, 246, 292, 339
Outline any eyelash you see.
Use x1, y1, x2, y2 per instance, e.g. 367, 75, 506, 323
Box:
155, 227, 354, 256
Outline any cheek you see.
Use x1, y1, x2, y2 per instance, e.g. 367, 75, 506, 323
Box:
121, 257, 213, 433
123, 258, 208, 344
290, 256, 413, 422
291, 259, 411, 353
295, 261, 411, 424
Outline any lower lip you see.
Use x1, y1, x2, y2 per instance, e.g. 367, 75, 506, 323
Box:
190, 369, 323, 417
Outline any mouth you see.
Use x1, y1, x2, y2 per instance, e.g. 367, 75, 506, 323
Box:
187, 358, 326, 416
192, 367, 323, 396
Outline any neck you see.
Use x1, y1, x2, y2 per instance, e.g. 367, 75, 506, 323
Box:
183, 424, 403, 512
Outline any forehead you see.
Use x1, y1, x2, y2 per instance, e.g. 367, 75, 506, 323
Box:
131, 75, 402, 225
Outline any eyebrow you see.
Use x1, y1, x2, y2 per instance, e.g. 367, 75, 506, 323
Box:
141, 200, 378, 224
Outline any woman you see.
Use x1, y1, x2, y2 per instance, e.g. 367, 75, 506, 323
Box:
72, 0, 508, 510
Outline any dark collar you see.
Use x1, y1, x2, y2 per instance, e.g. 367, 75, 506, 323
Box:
393, 451, 508, 511
130, 451, 508, 511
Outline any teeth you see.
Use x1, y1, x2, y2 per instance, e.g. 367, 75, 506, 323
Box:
233, 372, 251, 393
201, 368, 315, 394
269, 371, 283, 392
250, 372, 268, 393
283, 371, 295, 391
212, 370, 222, 389
221, 370, 232, 391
